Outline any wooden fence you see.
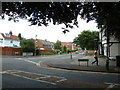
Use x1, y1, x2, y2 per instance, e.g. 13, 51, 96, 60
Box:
0, 47, 22, 56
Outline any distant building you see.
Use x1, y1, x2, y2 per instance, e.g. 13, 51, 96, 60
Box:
0, 31, 21, 56
35, 39, 55, 54
99, 28, 120, 58
61, 42, 80, 50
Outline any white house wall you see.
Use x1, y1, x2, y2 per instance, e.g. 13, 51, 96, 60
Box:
0, 34, 4, 47
110, 43, 119, 57
118, 43, 120, 55
99, 29, 120, 57
103, 44, 107, 56
4, 39, 20, 48
109, 36, 120, 57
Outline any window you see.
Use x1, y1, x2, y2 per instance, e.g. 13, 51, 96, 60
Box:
10, 40, 13, 43
0, 38, 3, 43
13, 44, 18, 47
69, 43, 72, 46
5, 33, 10, 37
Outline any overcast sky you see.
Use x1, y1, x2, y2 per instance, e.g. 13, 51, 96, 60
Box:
0, 15, 99, 42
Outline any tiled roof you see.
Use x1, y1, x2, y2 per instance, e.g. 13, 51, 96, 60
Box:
0, 33, 20, 41
61, 42, 73, 46
38, 39, 54, 46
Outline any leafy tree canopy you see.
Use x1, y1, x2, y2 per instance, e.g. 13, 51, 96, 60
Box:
1, 2, 120, 40
74, 30, 99, 50
20, 39, 35, 52
54, 40, 62, 51
62, 45, 67, 53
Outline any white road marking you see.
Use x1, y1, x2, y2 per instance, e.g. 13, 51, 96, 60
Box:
4, 69, 67, 85
104, 82, 120, 89
104, 82, 120, 86
107, 84, 115, 89
17, 58, 38, 65
0, 71, 7, 74
56, 78, 67, 83
17, 58, 43, 67
36, 61, 42, 67
9, 73, 56, 85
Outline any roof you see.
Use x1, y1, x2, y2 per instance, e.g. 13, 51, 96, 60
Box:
61, 42, 73, 46
0, 33, 20, 41
38, 39, 54, 46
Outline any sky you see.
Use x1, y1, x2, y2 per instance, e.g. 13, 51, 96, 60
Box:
0, 15, 99, 42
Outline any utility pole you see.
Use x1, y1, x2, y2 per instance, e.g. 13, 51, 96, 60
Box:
106, 29, 109, 70
34, 35, 37, 56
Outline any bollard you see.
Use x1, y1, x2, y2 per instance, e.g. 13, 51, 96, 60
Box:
70, 54, 72, 59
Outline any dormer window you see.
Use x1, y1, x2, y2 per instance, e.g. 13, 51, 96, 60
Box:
5, 33, 10, 37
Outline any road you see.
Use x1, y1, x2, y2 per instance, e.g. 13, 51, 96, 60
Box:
1, 54, 120, 89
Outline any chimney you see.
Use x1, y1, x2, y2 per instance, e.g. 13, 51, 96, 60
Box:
9, 31, 12, 36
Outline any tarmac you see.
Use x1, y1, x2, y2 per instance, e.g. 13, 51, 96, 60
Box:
1, 54, 120, 74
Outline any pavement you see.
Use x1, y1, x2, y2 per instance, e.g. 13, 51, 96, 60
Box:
45, 54, 120, 74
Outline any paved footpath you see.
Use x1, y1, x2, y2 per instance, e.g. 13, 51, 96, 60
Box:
46, 54, 120, 74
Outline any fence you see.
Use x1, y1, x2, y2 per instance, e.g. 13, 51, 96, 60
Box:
0, 47, 22, 56
22, 52, 34, 56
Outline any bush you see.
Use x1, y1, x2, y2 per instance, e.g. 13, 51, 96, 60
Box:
40, 53, 56, 55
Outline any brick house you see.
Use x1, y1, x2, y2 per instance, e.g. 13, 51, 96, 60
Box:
0, 31, 21, 56
35, 39, 55, 54
61, 42, 80, 50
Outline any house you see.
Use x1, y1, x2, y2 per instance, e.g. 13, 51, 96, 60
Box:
0, 31, 21, 56
98, 28, 120, 59
35, 39, 55, 54
61, 42, 80, 50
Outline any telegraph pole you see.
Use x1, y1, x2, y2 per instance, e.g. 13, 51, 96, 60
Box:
106, 29, 109, 70
34, 35, 37, 56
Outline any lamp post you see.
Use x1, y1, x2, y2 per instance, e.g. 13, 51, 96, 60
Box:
34, 35, 37, 56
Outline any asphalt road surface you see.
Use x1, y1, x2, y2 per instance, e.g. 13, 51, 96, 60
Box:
1, 54, 120, 89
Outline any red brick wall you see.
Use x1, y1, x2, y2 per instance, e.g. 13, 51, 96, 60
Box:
35, 40, 44, 48
39, 50, 51, 54
0, 47, 22, 56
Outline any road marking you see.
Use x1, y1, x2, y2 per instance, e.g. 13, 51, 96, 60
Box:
56, 78, 67, 83
17, 58, 39, 65
4, 69, 67, 85
0, 71, 7, 74
17, 58, 43, 67
104, 82, 120, 90
107, 84, 115, 89
105, 82, 120, 86
36, 61, 42, 67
